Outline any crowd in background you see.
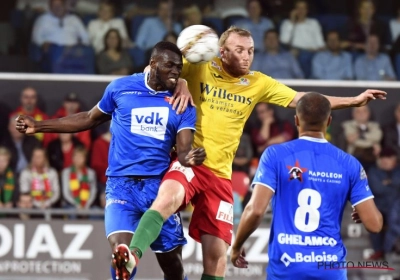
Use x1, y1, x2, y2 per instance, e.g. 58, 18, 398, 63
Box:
0, 0, 399, 78
0, 0, 399, 263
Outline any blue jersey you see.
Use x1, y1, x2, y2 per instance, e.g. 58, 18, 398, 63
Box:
253, 136, 374, 280
97, 72, 196, 176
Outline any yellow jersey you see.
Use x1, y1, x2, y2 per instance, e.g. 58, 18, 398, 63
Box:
181, 57, 297, 179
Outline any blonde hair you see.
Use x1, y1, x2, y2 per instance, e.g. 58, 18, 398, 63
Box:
0, 146, 11, 159
218, 26, 252, 47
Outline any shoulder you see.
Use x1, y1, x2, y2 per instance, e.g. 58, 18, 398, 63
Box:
66, 14, 83, 22
111, 18, 125, 25
306, 18, 320, 26
48, 168, 58, 176
142, 17, 158, 25
35, 13, 51, 23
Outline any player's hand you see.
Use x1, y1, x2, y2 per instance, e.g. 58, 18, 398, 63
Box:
231, 247, 248, 268
15, 115, 37, 135
171, 78, 195, 114
185, 148, 206, 166
354, 89, 387, 107
351, 208, 361, 224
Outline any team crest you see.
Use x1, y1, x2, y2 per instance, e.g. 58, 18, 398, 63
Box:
211, 60, 222, 71
236, 77, 250, 85
287, 160, 308, 182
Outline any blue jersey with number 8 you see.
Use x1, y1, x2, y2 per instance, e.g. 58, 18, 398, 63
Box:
252, 136, 374, 280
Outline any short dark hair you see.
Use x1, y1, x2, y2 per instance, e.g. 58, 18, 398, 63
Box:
296, 92, 331, 127
264, 29, 279, 39
150, 41, 182, 59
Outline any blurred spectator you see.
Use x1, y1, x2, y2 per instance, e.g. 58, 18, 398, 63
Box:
0, 116, 41, 173
19, 147, 60, 209
62, 146, 97, 209
0, 0, 16, 55
182, 4, 202, 28
214, 0, 247, 18
90, 125, 110, 188
52, 92, 91, 149
367, 147, 400, 260
251, 103, 295, 156
88, 1, 130, 54
0, 147, 17, 210
344, 0, 388, 52
135, 0, 182, 51
96, 29, 133, 75
162, 32, 178, 44
235, 0, 274, 53
233, 133, 253, 174
31, 0, 90, 51
16, 0, 48, 13
311, 31, 353, 80
354, 35, 396, 81
11, 87, 48, 142
342, 106, 382, 170
279, 0, 325, 51
252, 29, 304, 79
47, 133, 84, 173
382, 103, 400, 159
390, 6, 400, 43
17, 193, 33, 220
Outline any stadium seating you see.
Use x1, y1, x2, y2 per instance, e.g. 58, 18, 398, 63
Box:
396, 54, 400, 81
314, 14, 348, 34
223, 15, 245, 30
130, 15, 148, 41
298, 50, 315, 79
232, 171, 250, 198
48, 44, 95, 74
128, 46, 147, 72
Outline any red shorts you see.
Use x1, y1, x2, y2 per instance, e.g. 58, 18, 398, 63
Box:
162, 160, 234, 245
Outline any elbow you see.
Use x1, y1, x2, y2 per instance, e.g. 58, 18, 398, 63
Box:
245, 204, 264, 220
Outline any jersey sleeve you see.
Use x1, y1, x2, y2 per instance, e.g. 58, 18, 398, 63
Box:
178, 105, 196, 133
97, 81, 117, 115
349, 157, 374, 206
181, 58, 192, 80
258, 74, 297, 107
251, 146, 278, 193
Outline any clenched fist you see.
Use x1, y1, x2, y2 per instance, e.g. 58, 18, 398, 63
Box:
15, 115, 36, 135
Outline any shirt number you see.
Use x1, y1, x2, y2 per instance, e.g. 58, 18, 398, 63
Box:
294, 189, 321, 232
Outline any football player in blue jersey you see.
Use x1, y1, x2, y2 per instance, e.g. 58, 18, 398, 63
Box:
15, 41, 205, 280
231, 92, 383, 280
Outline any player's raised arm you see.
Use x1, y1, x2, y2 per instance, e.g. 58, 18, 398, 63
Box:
287, 89, 387, 110
15, 105, 111, 135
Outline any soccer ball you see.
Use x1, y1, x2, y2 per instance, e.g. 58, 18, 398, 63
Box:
177, 25, 219, 64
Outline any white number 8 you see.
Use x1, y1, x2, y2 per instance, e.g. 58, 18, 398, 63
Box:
294, 189, 321, 232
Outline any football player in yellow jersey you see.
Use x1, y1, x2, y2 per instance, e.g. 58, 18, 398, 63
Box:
113, 27, 386, 280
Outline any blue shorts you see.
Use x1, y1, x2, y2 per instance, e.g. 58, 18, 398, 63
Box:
104, 176, 187, 252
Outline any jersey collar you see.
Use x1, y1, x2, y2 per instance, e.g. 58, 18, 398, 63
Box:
144, 71, 170, 95
299, 136, 328, 143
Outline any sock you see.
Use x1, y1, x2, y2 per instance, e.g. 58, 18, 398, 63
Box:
200, 275, 223, 280
110, 266, 116, 280
129, 209, 164, 258
129, 267, 137, 280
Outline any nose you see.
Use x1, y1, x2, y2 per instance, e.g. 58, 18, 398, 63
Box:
171, 66, 180, 75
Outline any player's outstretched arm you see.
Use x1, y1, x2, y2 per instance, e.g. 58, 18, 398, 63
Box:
354, 199, 383, 233
288, 89, 387, 110
176, 129, 205, 167
15, 105, 111, 135
231, 184, 273, 268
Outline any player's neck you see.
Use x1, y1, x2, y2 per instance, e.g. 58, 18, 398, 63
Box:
299, 131, 326, 139
221, 61, 243, 78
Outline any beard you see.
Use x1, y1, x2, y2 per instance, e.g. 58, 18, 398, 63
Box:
155, 67, 176, 91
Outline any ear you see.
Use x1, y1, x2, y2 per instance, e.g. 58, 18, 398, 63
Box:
219, 47, 225, 59
149, 58, 156, 69
294, 115, 299, 127
327, 115, 332, 127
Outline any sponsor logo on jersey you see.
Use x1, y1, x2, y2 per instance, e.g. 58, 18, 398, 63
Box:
308, 171, 343, 179
287, 160, 308, 182
199, 83, 252, 105
131, 107, 169, 140
236, 77, 250, 85
277, 233, 338, 247
169, 161, 194, 182
280, 252, 338, 267
121, 91, 142, 95
216, 201, 233, 225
